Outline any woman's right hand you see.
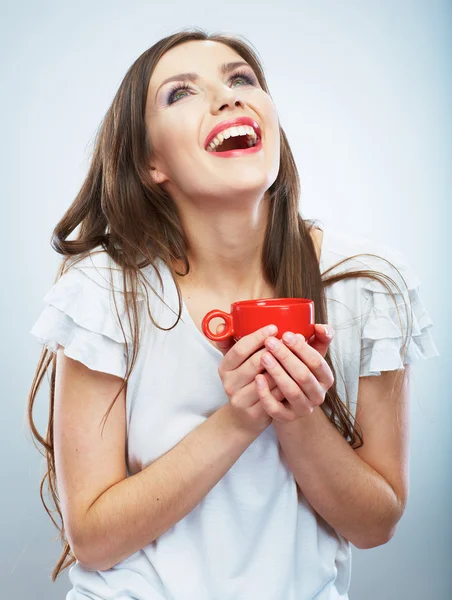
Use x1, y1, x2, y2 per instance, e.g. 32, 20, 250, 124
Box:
216, 324, 285, 435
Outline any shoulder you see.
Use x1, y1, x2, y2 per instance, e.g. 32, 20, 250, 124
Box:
65, 246, 132, 293
30, 247, 134, 378
64, 245, 152, 300
321, 226, 439, 376
321, 226, 420, 294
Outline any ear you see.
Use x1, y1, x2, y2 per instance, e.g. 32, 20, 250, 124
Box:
150, 167, 168, 185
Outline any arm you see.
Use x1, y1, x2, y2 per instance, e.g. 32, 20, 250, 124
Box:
77, 402, 259, 570
57, 325, 279, 572
273, 366, 410, 549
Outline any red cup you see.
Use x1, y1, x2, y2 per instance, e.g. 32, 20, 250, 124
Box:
201, 298, 315, 342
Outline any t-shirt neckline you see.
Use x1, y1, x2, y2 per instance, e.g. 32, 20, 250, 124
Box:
162, 225, 326, 360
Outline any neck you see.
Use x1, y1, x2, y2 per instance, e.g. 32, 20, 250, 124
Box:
173, 196, 272, 299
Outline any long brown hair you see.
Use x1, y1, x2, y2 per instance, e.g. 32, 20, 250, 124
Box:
26, 27, 412, 581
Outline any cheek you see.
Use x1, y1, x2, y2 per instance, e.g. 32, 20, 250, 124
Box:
159, 116, 200, 158
264, 105, 280, 141
254, 95, 280, 147
150, 126, 198, 179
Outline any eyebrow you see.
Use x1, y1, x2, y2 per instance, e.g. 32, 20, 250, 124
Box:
154, 61, 252, 101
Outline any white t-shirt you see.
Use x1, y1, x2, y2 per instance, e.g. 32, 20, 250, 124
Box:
29, 225, 439, 600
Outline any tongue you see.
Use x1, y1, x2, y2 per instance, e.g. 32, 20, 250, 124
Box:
216, 135, 249, 152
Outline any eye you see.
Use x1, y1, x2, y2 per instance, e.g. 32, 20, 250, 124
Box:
166, 70, 258, 105
166, 82, 192, 105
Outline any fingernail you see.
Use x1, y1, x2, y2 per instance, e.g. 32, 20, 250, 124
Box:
256, 376, 266, 389
264, 352, 277, 366
283, 332, 295, 344
324, 326, 331, 337
264, 324, 277, 336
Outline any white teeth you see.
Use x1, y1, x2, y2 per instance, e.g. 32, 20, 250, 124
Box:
206, 125, 259, 152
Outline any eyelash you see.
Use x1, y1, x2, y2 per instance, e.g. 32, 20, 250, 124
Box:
166, 70, 258, 105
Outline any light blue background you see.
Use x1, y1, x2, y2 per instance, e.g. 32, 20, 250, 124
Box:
1, 0, 449, 598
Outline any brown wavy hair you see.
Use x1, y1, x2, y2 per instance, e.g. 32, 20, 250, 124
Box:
26, 26, 412, 581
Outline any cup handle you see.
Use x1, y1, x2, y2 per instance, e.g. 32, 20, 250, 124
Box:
201, 310, 234, 341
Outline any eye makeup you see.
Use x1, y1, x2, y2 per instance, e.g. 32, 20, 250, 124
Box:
164, 69, 258, 106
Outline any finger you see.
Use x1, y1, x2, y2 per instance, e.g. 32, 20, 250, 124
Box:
255, 375, 308, 422
233, 370, 284, 413
260, 347, 316, 412
261, 371, 284, 399
263, 370, 279, 392
277, 331, 335, 389
221, 324, 278, 372
231, 348, 281, 397
214, 323, 236, 356
307, 323, 335, 358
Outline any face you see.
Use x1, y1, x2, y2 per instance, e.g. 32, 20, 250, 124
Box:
145, 40, 280, 208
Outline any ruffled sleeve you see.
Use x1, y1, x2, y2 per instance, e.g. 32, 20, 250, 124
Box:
29, 248, 143, 379
358, 245, 440, 377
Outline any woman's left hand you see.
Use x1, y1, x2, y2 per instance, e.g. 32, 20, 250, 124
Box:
256, 324, 335, 423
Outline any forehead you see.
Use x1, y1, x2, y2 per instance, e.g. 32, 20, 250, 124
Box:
148, 40, 245, 93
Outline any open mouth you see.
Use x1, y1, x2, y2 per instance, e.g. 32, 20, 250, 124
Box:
213, 134, 257, 152
206, 130, 261, 153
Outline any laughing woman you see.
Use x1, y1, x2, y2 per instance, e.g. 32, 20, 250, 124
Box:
28, 28, 439, 600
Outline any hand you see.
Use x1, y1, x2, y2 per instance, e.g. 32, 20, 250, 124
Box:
255, 324, 335, 423
215, 323, 285, 436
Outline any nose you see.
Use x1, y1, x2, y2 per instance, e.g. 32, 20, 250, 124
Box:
219, 98, 244, 111
214, 87, 245, 112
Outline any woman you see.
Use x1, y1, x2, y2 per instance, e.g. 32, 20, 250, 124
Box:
28, 28, 439, 600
